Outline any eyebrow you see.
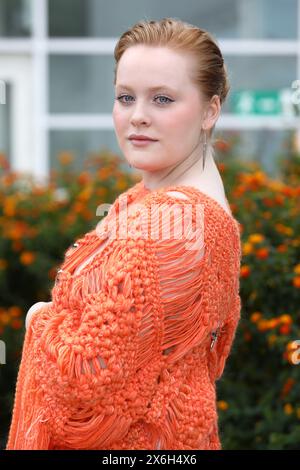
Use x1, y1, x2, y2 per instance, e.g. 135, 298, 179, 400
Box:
115, 84, 177, 93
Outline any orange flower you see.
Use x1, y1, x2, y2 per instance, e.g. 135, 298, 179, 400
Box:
256, 247, 269, 259
73, 201, 85, 214
251, 171, 267, 187
57, 151, 74, 166
274, 194, 284, 205
275, 223, 293, 236
8, 306, 22, 318
217, 400, 229, 411
0, 312, 10, 325
242, 242, 253, 256
262, 198, 274, 208
284, 227, 294, 236
97, 167, 112, 180
293, 277, 300, 288
215, 140, 231, 152
82, 209, 94, 221
77, 186, 93, 202
115, 178, 128, 191
2, 173, 18, 186
277, 244, 287, 253
216, 140, 229, 153
281, 186, 294, 197
96, 187, 108, 198
283, 403, 293, 415
268, 318, 280, 329
0, 152, 10, 170
257, 318, 280, 331
248, 233, 265, 244
269, 181, 284, 192
0, 259, 8, 270
3, 196, 16, 217
257, 320, 270, 332
275, 223, 285, 234
250, 312, 262, 323
240, 265, 250, 278
77, 171, 92, 186
233, 187, 246, 198
11, 319, 23, 330
280, 377, 295, 399
218, 162, 226, 172
20, 251, 36, 265
279, 315, 293, 325
293, 264, 300, 275
279, 324, 291, 335
6, 222, 26, 240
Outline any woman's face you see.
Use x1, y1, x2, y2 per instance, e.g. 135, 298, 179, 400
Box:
113, 45, 213, 174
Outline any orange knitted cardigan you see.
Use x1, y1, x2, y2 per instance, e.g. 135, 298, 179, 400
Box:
6, 181, 242, 450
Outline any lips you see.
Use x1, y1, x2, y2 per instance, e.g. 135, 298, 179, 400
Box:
129, 138, 157, 146
129, 135, 157, 141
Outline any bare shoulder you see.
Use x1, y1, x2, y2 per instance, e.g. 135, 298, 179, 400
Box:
165, 191, 189, 200
167, 182, 231, 215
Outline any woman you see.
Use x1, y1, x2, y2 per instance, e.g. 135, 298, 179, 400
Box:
6, 18, 242, 450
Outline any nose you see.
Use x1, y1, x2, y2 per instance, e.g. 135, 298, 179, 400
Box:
130, 101, 150, 126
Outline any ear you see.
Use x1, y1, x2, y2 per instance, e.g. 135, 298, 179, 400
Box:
202, 95, 221, 132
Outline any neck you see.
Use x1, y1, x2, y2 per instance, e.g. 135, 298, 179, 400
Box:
141, 145, 216, 191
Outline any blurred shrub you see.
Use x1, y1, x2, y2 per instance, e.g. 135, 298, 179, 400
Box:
0, 138, 300, 449
214, 136, 300, 449
0, 149, 139, 448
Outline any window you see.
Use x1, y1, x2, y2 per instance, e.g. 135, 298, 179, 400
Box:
48, 0, 298, 39
0, 0, 299, 179
0, 0, 32, 37
223, 55, 298, 114
49, 55, 115, 114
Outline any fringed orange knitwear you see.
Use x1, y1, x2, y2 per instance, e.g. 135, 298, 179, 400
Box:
6, 181, 242, 450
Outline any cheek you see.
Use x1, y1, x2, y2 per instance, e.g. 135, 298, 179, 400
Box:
112, 107, 127, 133
160, 111, 189, 153
170, 106, 197, 133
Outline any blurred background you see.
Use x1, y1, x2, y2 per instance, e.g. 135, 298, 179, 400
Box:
0, 0, 300, 451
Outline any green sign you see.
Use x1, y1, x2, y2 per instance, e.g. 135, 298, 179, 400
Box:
231, 89, 296, 116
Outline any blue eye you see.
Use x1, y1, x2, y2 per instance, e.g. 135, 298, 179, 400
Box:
115, 94, 174, 105
156, 95, 173, 104
115, 94, 133, 104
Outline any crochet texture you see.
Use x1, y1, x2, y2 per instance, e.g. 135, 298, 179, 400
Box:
6, 180, 242, 450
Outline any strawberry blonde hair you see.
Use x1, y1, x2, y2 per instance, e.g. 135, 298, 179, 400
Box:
113, 17, 230, 154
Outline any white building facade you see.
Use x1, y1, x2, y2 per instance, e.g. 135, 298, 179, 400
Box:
0, 0, 300, 183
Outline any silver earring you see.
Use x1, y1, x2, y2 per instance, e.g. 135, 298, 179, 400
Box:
202, 130, 207, 171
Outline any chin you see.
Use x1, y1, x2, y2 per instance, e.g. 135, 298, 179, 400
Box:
129, 162, 149, 170
126, 156, 155, 171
